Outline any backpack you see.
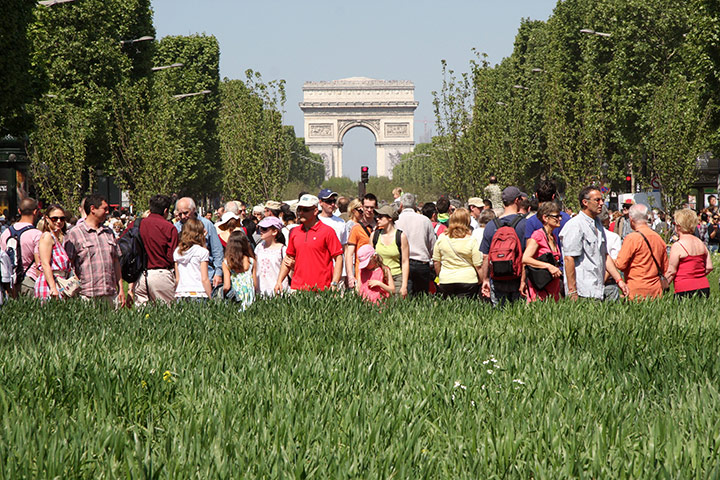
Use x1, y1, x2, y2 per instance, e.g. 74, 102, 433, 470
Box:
5, 225, 36, 292
488, 214, 525, 281
372, 228, 403, 264
117, 218, 147, 283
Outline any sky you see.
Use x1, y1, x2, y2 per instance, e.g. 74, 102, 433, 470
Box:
151, 0, 559, 180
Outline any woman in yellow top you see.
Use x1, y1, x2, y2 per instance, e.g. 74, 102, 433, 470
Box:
432, 208, 483, 298
372, 205, 409, 297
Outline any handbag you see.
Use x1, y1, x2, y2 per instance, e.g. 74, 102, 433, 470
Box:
637, 231, 670, 292
54, 271, 80, 298
525, 252, 556, 291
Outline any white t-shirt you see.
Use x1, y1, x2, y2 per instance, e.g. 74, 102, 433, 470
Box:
173, 244, 209, 297
318, 214, 348, 245
472, 226, 485, 244
604, 228, 622, 260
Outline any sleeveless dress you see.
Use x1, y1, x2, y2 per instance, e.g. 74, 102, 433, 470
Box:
227, 258, 255, 310
255, 243, 287, 296
674, 243, 709, 294
34, 233, 71, 300
526, 228, 562, 302
358, 266, 390, 304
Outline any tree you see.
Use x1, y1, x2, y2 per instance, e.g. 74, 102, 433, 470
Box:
219, 72, 290, 205
28, 101, 90, 210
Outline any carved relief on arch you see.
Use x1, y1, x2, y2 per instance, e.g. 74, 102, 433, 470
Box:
338, 119, 380, 137
309, 123, 333, 137
385, 123, 409, 137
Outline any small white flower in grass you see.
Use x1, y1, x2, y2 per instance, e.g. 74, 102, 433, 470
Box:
471, 400, 476, 407
451, 394, 455, 401
481, 384, 486, 390
486, 369, 494, 375
482, 360, 490, 365
513, 379, 525, 385
453, 381, 467, 390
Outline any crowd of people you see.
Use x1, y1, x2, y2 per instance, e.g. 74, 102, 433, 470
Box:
0, 178, 715, 309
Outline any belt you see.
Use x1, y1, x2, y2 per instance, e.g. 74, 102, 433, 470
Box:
409, 259, 431, 264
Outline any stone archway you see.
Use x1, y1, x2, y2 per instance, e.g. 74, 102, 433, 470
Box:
300, 77, 418, 179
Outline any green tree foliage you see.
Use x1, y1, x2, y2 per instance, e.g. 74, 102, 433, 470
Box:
0, 0, 35, 136
28, 0, 154, 171
28, 101, 91, 210
423, 0, 719, 210
108, 34, 220, 208
151, 35, 220, 198
392, 143, 445, 202
219, 73, 290, 205
320, 177, 357, 199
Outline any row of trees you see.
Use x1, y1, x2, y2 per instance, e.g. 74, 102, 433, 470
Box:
2, 0, 323, 211
395, 0, 720, 209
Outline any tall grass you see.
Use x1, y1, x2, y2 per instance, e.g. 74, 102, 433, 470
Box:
1, 280, 720, 478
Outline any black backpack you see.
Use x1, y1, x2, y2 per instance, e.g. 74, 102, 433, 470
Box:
372, 228, 403, 264
6, 225, 36, 289
117, 218, 147, 283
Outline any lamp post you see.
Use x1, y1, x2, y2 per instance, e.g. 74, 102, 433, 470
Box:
580, 28, 611, 37
151, 63, 184, 72
38, 0, 75, 6
173, 90, 211, 100
120, 35, 154, 46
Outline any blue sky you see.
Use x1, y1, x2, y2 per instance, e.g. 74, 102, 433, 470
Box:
151, 0, 558, 179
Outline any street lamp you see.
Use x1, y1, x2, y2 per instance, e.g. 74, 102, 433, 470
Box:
120, 35, 154, 46
173, 90, 211, 99
38, 0, 75, 6
580, 28, 611, 37
151, 63, 184, 71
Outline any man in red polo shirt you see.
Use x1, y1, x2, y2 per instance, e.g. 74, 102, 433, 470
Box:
275, 194, 343, 292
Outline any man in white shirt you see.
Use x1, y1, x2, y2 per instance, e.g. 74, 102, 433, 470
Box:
599, 205, 622, 300
396, 193, 436, 295
317, 189, 347, 285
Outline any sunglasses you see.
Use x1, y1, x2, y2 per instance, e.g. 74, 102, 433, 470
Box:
258, 226, 270, 233
297, 206, 315, 213
355, 208, 363, 213
547, 214, 562, 219
49, 216, 66, 222
321, 198, 337, 204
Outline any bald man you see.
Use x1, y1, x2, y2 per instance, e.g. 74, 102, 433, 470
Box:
174, 197, 224, 288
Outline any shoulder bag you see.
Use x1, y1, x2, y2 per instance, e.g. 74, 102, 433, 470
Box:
525, 229, 559, 291
637, 231, 670, 292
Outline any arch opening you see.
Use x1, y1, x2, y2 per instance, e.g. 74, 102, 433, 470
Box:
341, 125, 377, 181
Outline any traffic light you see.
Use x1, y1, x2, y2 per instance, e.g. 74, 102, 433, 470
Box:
361, 166, 369, 184
625, 174, 632, 192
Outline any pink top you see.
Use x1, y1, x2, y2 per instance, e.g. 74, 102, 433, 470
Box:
674, 243, 709, 293
358, 266, 390, 304
527, 228, 562, 302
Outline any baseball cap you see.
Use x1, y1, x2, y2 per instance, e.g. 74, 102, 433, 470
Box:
296, 194, 319, 208
318, 188, 338, 200
257, 216, 284, 230
467, 197, 483, 208
374, 205, 397, 221
264, 200, 282, 210
501, 186, 522, 204
357, 244, 376, 269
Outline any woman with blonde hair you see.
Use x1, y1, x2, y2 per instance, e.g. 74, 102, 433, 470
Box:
431, 208, 483, 298
34, 204, 71, 300
173, 218, 212, 300
665, 209, 713, 298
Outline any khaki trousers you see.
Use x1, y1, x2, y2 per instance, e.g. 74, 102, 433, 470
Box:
134, 269, 176, 306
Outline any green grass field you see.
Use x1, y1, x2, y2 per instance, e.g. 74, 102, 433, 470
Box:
2, 271, 720, 478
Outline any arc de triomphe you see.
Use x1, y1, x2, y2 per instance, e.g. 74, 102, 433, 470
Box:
299, 77, 418, 179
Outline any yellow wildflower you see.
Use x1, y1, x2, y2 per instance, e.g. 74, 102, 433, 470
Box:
163, 370, 172, 382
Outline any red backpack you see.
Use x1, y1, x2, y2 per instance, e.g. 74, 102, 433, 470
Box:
488, 215, 525, 281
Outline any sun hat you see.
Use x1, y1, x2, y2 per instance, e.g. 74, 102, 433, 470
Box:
467, 197, 483, 208
374, 205, 397, 221
264, 200, 282, 210
318, 188, 338, 200
357, 244, 376, 270
257, 216, 284, 230
297, 194, 319, 208
217, 211, 240, 227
